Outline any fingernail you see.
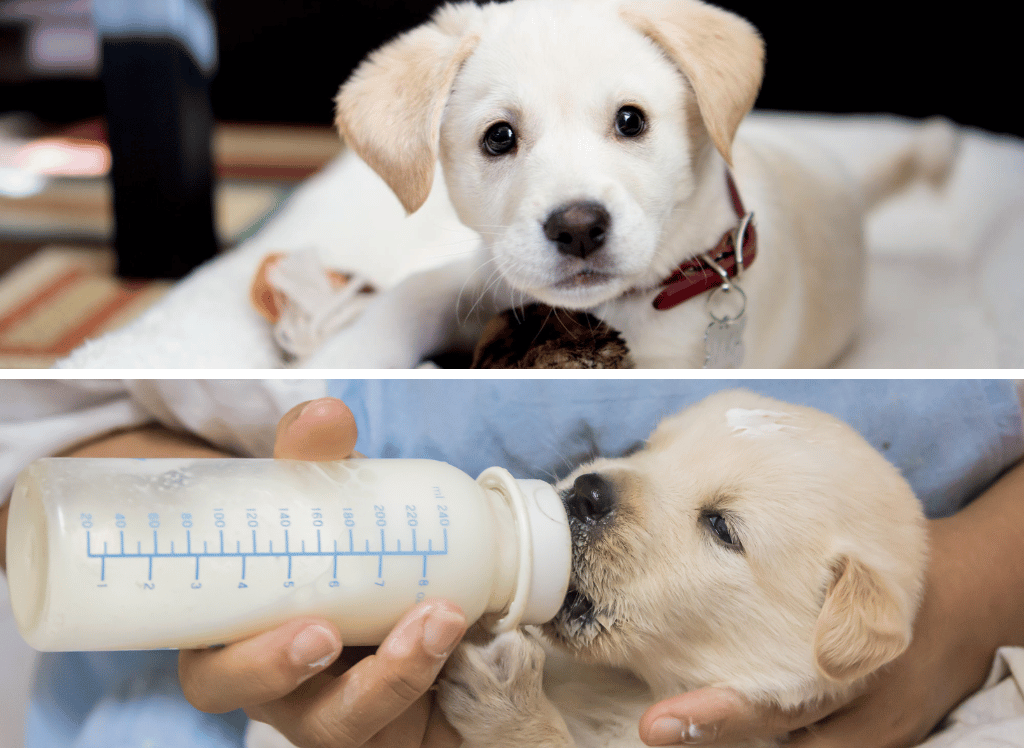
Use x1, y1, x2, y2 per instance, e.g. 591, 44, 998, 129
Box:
682, 721, 716, 744
299, 398, 336, 419
422, 608, 465, 658
648, 717, 685, 745
648, 718, 716, 745
289, 624, 341, 670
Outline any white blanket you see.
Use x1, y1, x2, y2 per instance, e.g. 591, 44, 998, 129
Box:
920, 647, 1024, 748
56, 113, 1024, 369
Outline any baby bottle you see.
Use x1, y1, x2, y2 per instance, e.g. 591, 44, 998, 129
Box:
5, 457, 571, 651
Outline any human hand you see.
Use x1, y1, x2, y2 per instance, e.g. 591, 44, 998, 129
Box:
638, 458, 1024, 748
638, 565, 971, 748
179, 398, 468, 748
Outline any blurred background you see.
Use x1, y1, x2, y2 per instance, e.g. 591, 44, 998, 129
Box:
0, 0, 1014, 366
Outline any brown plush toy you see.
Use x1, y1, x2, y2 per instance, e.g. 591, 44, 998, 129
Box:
471, 303, 633, 368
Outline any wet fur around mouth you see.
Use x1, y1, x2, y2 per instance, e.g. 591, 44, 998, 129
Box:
545, 584, 620, 654
543, 494, 624, 652
547, 513, 600, 647
549, 587, 597, 642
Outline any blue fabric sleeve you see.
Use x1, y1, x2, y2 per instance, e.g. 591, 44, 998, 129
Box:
330, 379, 1024, 519
27, 651, 246, 748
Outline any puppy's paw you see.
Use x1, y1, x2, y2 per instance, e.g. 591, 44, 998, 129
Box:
300, 321, 420, 368
439, 629, 556, 746
440, 629, 547, 717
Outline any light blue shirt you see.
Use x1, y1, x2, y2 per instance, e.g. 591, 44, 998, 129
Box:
332, 379, 1024, 519
26, 379, 1024, 747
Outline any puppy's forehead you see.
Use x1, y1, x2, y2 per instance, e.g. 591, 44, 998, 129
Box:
642, 394, 865, 484
652, 394, 840, 442
456, 0, 683, 117
724, 407, 802, 438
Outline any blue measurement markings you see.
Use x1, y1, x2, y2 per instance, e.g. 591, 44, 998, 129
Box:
85, 525, 449, 585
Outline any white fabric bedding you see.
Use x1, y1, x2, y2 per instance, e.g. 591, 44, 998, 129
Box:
919, 647, 1024, 748
54, 112, 1024, 370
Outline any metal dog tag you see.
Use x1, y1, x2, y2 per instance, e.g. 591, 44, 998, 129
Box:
703, 284, 747, 369
704, 316, 746, 368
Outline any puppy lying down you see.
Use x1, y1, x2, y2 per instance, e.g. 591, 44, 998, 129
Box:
437, 390, 928, 747
307, 0, 955, 369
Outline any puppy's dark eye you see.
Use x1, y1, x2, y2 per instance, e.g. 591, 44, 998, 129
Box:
482, 122, 516, 156
704, 512, 743, 551
614, 106, 645, 138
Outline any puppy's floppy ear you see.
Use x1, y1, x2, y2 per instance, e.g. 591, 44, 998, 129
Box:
813, 556, 912, 683
619, 0, 763, 165
335, 3, 482, 214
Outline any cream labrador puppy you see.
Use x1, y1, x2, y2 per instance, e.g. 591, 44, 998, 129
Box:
305, 0, 953, 369
437, 390, 928, 746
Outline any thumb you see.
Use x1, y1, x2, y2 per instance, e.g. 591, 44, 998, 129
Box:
274, 397, 359, 460
639, 687, 837, 746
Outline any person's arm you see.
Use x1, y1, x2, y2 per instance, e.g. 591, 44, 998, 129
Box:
640, 456, 1024, 747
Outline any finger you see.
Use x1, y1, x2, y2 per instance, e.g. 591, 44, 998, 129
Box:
420, 703, 464, 748
249, 599, 467, 748
640, 687, 840, 746
275, 398, 358, 460
364, 694, 464, 748
783, 692, 927, 748
179, 617, 342, 714
364, 692, 431, 748
367, 693, 463, 748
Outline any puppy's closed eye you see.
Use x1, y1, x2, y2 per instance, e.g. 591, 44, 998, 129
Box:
701, 510, 743, 552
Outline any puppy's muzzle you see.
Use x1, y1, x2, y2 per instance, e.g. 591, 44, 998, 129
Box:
544, 202, 610, 259
563, 472, 616, 524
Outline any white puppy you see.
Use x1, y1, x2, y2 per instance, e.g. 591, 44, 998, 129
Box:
437, 390, 928, 746
305, 0, 954, 369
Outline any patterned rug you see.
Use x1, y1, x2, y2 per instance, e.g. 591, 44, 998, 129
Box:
0, 246, 172, 368
0, 178, 289, 245
0, 120, 342, 368
0, 119, 339, 243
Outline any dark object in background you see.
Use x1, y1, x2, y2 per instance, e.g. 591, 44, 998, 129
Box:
210, 0, 1015, 139
101, 0, 440, 279
102, 37, 217, 279
212, 0, 441, 125
2, 2, 1016, 137
472, 304, 634, 369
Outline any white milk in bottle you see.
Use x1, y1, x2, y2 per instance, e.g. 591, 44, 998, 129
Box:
6, 457, 571, 651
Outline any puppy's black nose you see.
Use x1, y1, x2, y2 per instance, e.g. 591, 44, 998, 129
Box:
564, 473, 616, 523
544, 202, 610, 259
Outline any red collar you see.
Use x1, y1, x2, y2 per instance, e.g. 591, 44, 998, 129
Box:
650, 173, 756, 311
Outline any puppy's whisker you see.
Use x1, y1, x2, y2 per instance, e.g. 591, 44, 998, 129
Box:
467, 222, 510, 232
468, 226, 506, 244
522, 434, 576, 484
456, 257, 498, 321
457, 258, 503, 325
514, 283, 533, 324
428, 247, 490, 264
510, 298, 523, 326
462, 262, 508, 324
